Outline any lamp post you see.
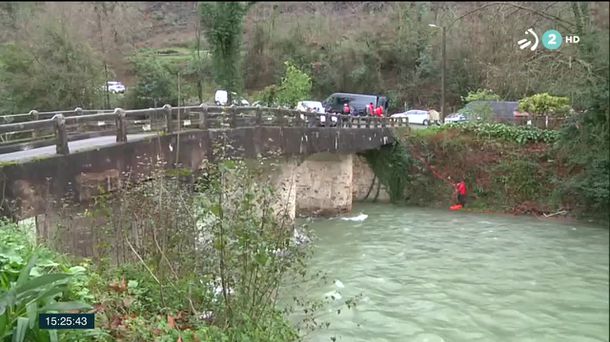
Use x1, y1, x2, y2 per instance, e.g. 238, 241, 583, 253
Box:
429, 23, 446, 123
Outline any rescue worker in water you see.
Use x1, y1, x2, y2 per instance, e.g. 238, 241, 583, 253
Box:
455, 178, 467, 207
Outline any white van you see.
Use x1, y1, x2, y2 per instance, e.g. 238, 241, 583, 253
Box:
215, 90, 250, 106
215, 90, 229, 106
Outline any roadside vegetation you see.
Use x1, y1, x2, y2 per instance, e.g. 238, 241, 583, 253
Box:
1, 147, 357, 341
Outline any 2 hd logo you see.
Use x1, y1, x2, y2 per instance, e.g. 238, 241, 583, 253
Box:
517, 28, 579, 51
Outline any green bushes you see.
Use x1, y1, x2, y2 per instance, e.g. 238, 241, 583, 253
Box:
440, 122, 559, 144
253, 61, 313, 107
462, 89, 501, 103
553, 80, 609, 220
490, 159, 551, 207
0, 23, 104, 114
0, 221, 95, 342
518, 93, 572, 117
275, 61, 312, 108
361, 141, 414, 203
122, 50, 178, 109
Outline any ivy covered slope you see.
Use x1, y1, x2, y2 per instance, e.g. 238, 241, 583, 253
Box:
379, 121, 607, 223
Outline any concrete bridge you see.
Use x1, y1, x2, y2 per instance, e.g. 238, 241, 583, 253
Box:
1, 105, 408, 226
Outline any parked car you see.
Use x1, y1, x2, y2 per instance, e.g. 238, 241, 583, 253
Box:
444, 113, 468, 124
236, 97, 250, 106
104, 81, 126, 94
296, 100, 338, 127
296, 101, 325, 114
215, 90, 250, 106
391, 110, 431, 125
322, 93, 389, 116
458, 101, 529, 124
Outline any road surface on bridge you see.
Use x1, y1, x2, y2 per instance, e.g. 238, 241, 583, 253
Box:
0, 133, 156, 163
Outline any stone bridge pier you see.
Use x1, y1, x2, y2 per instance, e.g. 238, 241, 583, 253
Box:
295, 153, 353, 216
238, 152, 359, 225
263, 152, 388, 220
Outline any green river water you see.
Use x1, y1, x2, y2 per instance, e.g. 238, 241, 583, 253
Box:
292, 203, 609, 342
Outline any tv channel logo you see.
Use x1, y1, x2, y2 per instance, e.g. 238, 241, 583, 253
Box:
542, 30, 562, 50
517, 28, 539, 51
518, 28, 579, 51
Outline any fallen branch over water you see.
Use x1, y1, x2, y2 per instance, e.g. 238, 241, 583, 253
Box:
543, 210, 568, 218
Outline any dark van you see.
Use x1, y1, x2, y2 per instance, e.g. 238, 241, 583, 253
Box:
322, 93, 389, 116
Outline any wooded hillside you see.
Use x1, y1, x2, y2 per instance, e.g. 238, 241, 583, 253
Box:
0, 2, 607, 112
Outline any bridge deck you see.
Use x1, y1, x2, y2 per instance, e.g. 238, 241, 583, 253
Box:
0, 133, 156, 163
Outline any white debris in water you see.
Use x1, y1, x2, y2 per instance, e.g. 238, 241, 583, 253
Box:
341, 213, 368, 222
324, 290, 342, 300
334, 280, 345, 288
293, 228, 311, 245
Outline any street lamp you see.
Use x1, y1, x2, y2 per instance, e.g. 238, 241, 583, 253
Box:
429, 23, 446, 123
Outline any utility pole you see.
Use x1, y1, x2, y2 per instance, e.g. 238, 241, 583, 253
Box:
441, 25, 446, 122
94, 3, 111, 110
429, 23, 447, 122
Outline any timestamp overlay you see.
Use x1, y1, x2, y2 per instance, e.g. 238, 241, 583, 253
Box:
39, 313, 95, 330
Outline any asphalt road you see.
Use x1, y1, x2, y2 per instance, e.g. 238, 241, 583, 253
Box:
0, 133, 156, 163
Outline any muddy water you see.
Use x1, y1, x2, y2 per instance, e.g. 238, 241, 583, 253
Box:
290, 203, 609, 342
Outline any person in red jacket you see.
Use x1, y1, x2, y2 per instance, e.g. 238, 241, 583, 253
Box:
455, 178, 467, 207
368, 102, 375, 116
343, 103, 351, 115
375, 106, 383, 117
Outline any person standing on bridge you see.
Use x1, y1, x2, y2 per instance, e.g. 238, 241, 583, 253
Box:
343, 103, 351, 115
375, 105, 384, 117
367, 102, 375, 117
342, 103, 351, 127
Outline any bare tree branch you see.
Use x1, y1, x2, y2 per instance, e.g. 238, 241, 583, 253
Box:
448, 2, 575, 32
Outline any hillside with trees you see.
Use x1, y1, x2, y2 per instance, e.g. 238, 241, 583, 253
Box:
0, 2, 607, 113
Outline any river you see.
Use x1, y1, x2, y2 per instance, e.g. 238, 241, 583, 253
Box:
289, 203, 609, 342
